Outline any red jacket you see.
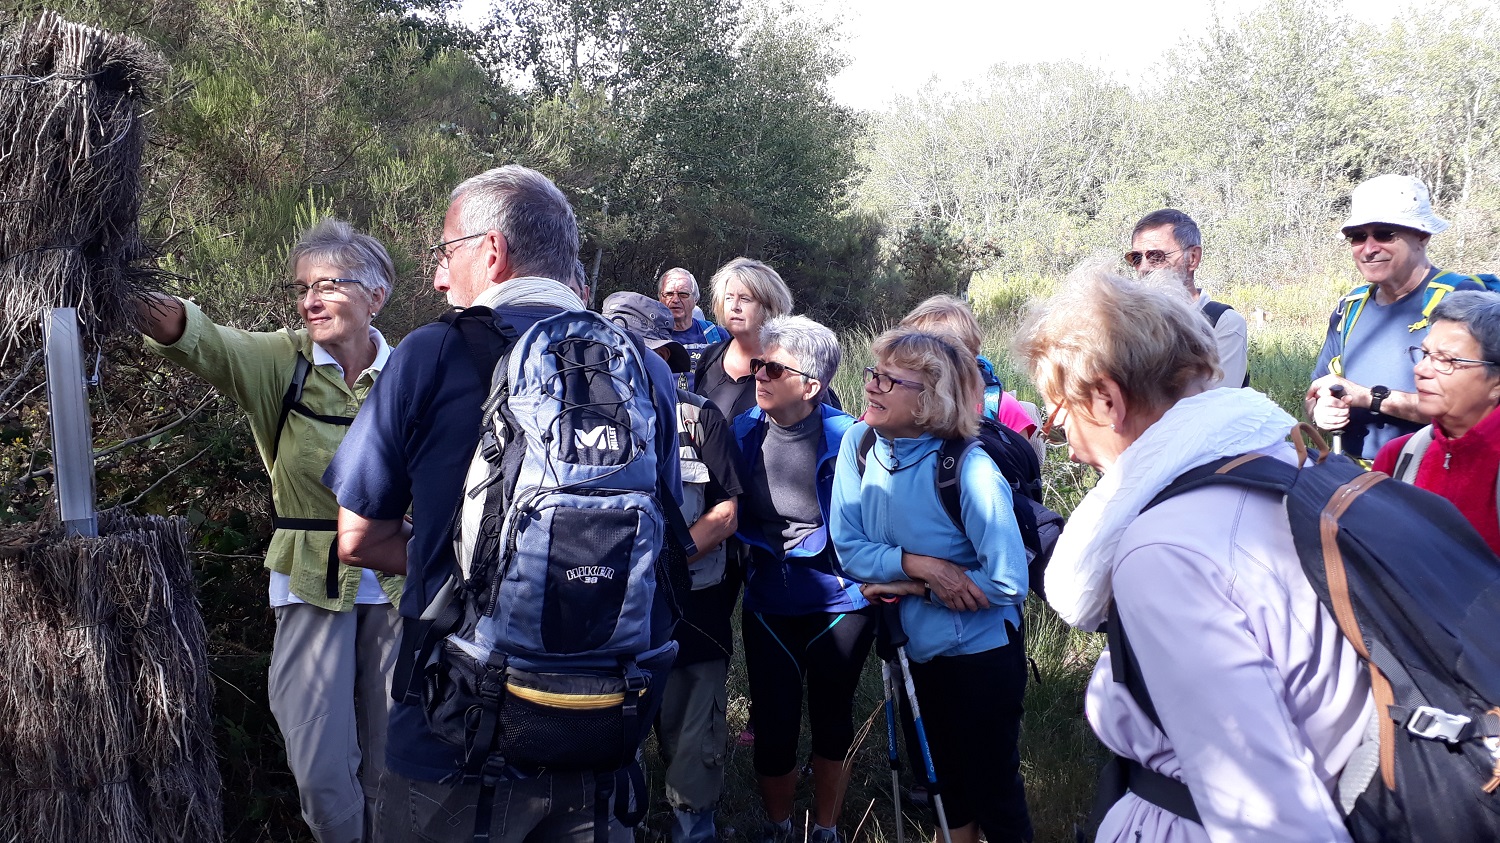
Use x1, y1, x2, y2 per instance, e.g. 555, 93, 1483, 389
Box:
1373, 408, 1500, 556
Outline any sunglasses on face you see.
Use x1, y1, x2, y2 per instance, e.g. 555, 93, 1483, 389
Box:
1124, 248, 1181, 268
751, 358, 813, 380
1343, 228, 1400, 245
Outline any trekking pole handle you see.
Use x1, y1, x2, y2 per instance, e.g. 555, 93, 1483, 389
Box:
1328, 384, 1346, 456
874, 595, 909, 661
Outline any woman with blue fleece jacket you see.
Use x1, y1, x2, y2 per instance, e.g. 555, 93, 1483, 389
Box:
732, 315, 871, 843
832, 328, 1033, 843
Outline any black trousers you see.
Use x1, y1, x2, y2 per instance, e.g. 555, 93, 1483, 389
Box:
907, 629, 1033, 842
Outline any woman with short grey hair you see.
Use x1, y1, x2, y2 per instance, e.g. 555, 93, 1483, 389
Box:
730, 315, 870, 843
134, 217, 401, 843
1374, 290, 1500, 554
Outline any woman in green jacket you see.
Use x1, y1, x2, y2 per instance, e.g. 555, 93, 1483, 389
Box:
136, 218, 400, 843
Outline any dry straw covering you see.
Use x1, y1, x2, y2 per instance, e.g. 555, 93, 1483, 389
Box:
0, 511, 223, 843
0, 11, 165, 355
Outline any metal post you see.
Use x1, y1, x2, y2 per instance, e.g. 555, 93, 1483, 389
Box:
44, 308, 97, 537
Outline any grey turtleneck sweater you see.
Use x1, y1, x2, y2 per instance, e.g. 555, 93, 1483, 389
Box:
744, 410, 824, 557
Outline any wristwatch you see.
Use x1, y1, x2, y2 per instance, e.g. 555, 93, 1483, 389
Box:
1369, 385, 1390, 415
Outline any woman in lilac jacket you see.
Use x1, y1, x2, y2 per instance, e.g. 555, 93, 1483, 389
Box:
1015, 265, 1374, 843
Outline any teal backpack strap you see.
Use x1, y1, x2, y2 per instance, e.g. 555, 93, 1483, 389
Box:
1410, 277, 1458, 333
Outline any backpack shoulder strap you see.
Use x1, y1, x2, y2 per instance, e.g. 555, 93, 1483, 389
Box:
1410, 275, 1458, 333
1391, 426, 1434, 483
1201, 299, 1231, 327
935, 436, 980, 530
1335, 284, 1374, 349
855, 426, 878, 476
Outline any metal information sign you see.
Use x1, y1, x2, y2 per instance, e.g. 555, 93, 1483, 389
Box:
44, 307, 97, 537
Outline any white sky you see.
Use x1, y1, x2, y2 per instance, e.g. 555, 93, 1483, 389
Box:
454, 0, 1419, 111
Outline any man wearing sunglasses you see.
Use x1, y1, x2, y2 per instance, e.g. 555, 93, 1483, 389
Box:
1127, 209, 1249, 389
1306, 174, 1485, 462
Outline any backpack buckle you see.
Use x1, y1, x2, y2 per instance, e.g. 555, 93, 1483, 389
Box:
1406, 706, 1471, 743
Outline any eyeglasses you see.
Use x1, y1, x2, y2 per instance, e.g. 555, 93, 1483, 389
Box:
751, 358, 814, 380
1124, 248, 1182, 269
427, 232, 485, 268
660, 290, 693, 301
1041, 405, 1069, 444
862, 366, 924, 394
1407, 346, 1496, 374
1344, 228, 1400, 245
282, 278, 366, 301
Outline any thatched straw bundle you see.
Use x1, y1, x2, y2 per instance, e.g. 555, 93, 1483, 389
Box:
0, 12, 165, 354
0, 511, 222, 843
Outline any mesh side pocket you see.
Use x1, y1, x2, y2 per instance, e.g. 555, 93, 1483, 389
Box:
496, 669, 643, 772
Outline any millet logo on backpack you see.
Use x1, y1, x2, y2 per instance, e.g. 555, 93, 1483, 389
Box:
565, 565, 617, 584
574, 425, 620, 451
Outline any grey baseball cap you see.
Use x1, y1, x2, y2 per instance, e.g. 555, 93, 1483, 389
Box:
602, 291, 690, 373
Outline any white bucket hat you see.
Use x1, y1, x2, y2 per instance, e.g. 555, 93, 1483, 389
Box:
1342, 174, 1450, 234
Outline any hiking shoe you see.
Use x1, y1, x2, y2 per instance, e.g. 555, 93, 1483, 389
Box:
809, 828, 842, 843
905, 783, 931, 808
753, 822, 793, 843
736, 727, 756, 747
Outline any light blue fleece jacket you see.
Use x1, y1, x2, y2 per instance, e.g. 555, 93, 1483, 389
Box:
831, 422, 1028, 663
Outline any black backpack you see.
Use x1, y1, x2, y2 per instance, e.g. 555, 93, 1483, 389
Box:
856, 416, 1063, 600
1201, 300, 1251, 388
1104, 440, 1500, 842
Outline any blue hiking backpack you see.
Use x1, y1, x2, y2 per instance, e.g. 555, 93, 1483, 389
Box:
1102, 435, 1500, 842
414, 307, 690, 838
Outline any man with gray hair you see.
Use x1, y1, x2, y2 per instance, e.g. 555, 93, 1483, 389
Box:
659, 266, 727, 391
1128, 208, 1249, 388
1306, 174, 1486, 462
324, 165, 682, 841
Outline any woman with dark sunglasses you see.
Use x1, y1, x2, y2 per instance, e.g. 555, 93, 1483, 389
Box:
831, 328, 1033, 843
1373, 291, 1500, 554
730, 315, 871, 843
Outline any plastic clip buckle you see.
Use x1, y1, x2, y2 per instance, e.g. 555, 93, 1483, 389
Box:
1406, 706, 1470, 744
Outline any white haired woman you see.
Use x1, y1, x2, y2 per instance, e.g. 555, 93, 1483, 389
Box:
731, 315, 871, 843
135, 218, 401, 843
831, 328, 1033, 843
1014, 266, 1373, 842
1373, 291, 1500, 555
693, 257, 795, 418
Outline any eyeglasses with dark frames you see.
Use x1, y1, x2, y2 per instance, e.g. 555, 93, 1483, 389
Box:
427, 232, 486, 267
861, 366, 924, 394
1407, 346, 1497, 375
1344, 228, 1400, 245
751, 358, 814, 380
282, 278, 367, 300
1124, 248, 1182, 269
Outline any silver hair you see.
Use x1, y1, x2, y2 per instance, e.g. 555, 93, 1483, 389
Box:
760, 315, 841, 385
658, 267, 699, 301
287, 218, 395, 300
1431, 291, 1500, 365
450, 165, 580, 284
1131, 208, 1202, 250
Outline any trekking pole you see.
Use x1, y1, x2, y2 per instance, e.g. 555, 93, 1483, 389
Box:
875, 597, 953, 843
880, 658, 905, 843
1328, 384, 1346, 456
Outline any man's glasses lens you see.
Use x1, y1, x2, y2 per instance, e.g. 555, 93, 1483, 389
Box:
427, 232, 485, 267
1345, 229, 1399, 245
1124, 249, 1177, 268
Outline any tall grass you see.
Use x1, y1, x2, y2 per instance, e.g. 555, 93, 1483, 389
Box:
680, 272, 1333, 843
